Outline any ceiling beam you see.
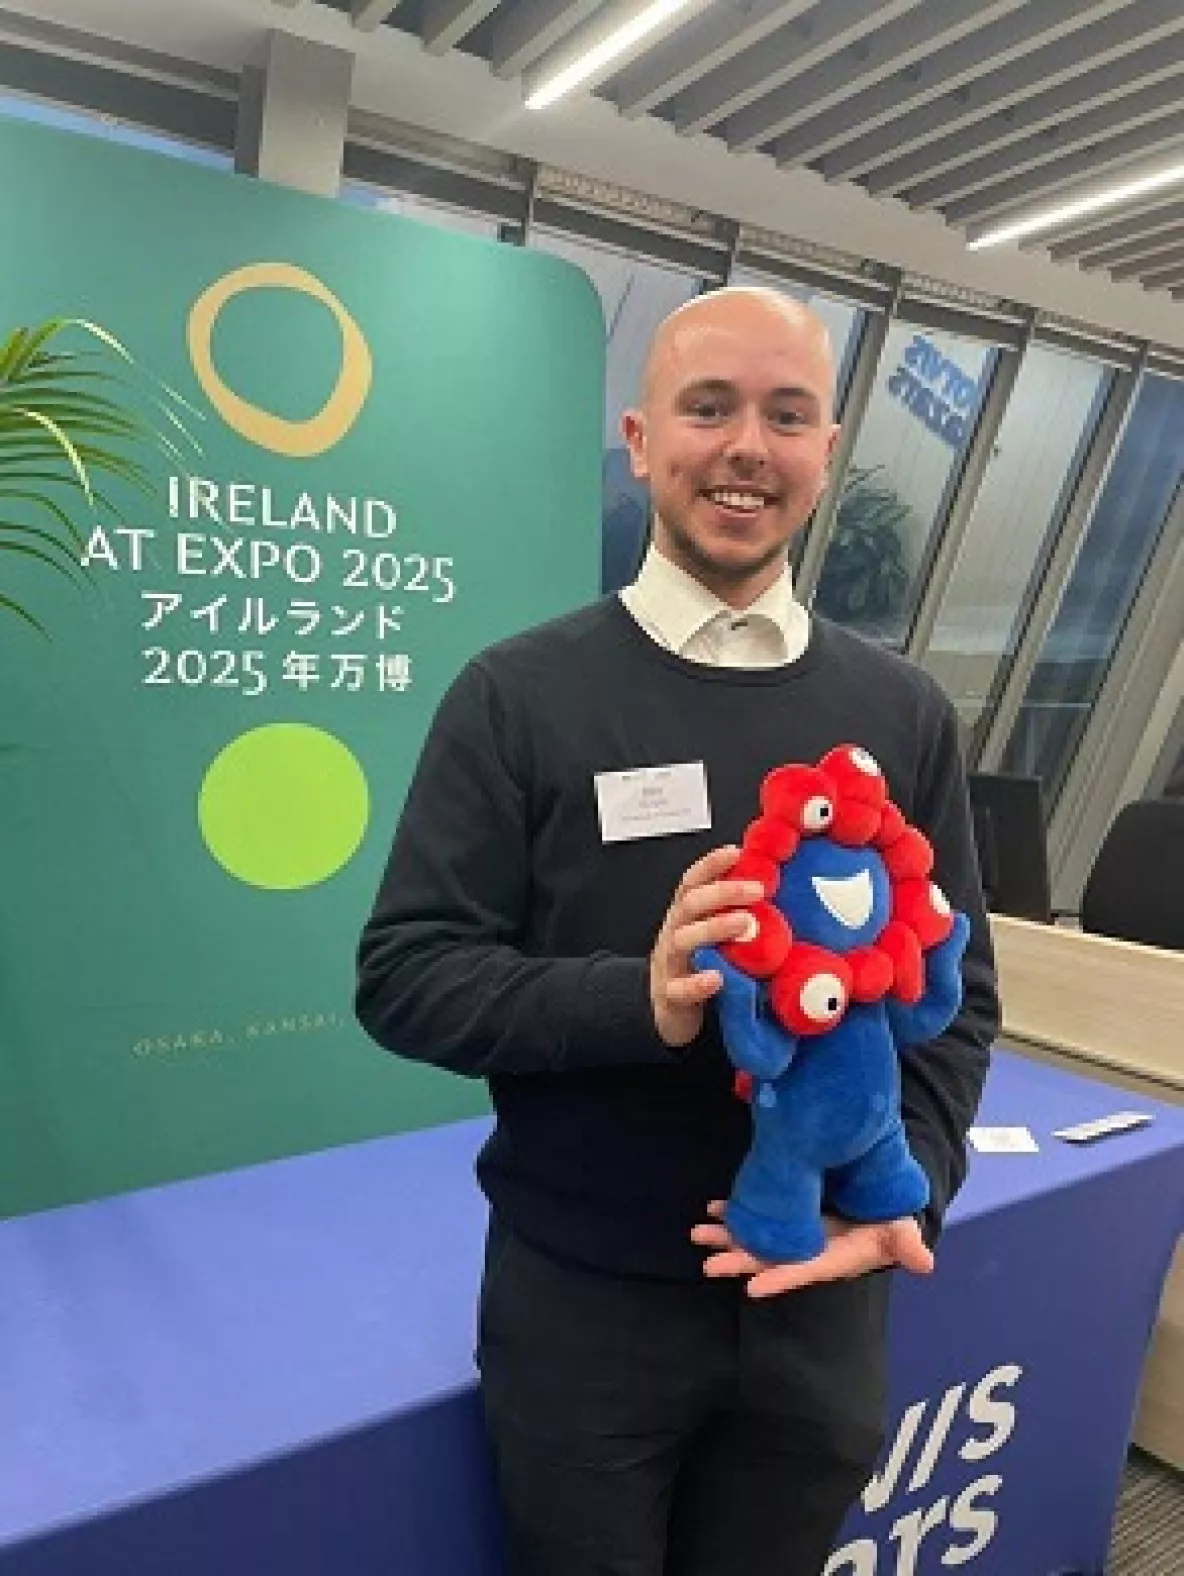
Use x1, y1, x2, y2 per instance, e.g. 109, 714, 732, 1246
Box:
1114, 258, 1184, 287
605, 0, 816, 120
738, 0, 1050, 154
1042, 190, 1184, 253
521, 0, 713, 108
667, 0, 921, 139
489, 0, 602, 78
770, 0, 1135, 168
945, 117, 1184, 228
1076, 217, 1184, 270
350, 0, 402, 31
903, 80, 1184, 211
855, 31, 1184, 194
421, 0, 501, 55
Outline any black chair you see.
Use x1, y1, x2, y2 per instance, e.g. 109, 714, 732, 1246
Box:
1080, 798, 1184, 951
968, 773, 1053, 923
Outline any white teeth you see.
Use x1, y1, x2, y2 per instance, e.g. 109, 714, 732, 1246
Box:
710, 490, 765, 510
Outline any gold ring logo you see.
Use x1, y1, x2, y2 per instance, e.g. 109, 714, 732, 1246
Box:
187, 263, 372, 457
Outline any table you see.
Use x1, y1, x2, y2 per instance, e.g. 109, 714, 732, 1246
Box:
3, 1051, 1181, 1576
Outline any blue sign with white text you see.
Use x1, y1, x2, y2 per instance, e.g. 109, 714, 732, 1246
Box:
888, 335, 982, 449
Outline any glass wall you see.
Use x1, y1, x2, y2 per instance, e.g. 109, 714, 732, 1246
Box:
0, 93, 231, 168
922, 344, 1111, 743
529, 229, 703, 592
1001, 372, 1184, 802
815, 323, 994, 647
340, 182, 500, 239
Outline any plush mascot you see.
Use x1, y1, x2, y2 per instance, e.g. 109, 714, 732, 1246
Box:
694, 745, 970, 1263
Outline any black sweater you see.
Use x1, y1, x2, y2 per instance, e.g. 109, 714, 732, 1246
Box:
357, 597, 998, 1279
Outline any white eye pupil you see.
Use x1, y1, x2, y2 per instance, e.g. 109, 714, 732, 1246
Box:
931, 883, 951, 916
803, 796, 833, 830
800, 973, 847, 1023
850, 748, 880, 776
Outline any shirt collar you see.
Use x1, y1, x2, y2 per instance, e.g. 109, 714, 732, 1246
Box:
624, 546, 805, 656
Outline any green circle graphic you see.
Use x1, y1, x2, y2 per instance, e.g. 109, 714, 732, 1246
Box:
198, 724, 369, 890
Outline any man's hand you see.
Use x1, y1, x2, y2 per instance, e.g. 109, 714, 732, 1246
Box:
651, 847, 765, 1048
691, 1201, 934, 1298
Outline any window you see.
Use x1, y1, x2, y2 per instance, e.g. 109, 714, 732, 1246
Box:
529, 229, 703, 593
0, 93, 230, 168
339, 182, 500, 240
922, 344, 1111, 743
1001, 372, 1184, 803
816, 323, 993, 646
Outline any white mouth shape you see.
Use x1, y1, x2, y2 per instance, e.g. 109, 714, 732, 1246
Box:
705, 488, 769, 514
812, 869, 874, 929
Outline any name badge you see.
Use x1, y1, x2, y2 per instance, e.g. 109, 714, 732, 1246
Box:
594, 762, 712, 844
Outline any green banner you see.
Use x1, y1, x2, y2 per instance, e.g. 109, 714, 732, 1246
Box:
0, 118, 603, 1217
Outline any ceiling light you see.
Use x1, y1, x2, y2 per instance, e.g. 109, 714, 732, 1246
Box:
526, 0, 697, 111
968, 161, 1184, 250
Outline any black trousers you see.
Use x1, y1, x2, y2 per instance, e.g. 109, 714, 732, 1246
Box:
477, 1216, 889, 1576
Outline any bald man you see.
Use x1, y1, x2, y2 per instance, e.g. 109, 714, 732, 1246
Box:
358, 288, 998, 1575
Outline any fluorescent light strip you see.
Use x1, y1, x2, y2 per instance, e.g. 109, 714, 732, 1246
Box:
526, 0, 695, 111
968, 161, 1184, 250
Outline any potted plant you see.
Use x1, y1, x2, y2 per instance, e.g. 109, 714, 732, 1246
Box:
814, 464, 914, 634
0, 317, 199, 632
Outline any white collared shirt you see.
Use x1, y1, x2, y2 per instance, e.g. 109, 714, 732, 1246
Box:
619, 547, 810, 669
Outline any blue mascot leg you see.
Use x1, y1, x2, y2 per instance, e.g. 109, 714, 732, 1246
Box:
727, 1099, 827, 1263
827, 1122, 930, 1224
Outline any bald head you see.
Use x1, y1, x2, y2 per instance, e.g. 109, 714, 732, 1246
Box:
641, 287, 836, 417
621, 283, 842, 608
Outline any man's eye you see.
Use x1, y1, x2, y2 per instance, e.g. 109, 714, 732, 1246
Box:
771, 408, 807, 427
689, 400, 724, 420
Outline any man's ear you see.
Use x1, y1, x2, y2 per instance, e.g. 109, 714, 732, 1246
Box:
621, 408, 649, 481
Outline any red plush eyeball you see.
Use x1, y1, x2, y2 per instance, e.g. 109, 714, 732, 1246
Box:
878, 920, 924, 1004
893, 878, 955, 949
880, 827, 935, 882
760, 765, 837, 838
742, 815, 799, 865
819, 745, 888, 807
718, 901, 792, 978
846, 945, 895, 1003
769, 944, 852, 1037
727, 848, 780, 898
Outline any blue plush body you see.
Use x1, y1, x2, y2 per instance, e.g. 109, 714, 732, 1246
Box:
696, 837, 969, 1262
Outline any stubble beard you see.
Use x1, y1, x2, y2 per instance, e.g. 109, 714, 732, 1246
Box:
659, 510, 791, 589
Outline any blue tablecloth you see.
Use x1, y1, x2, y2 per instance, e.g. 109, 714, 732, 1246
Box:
2, 1049, 1182, 1576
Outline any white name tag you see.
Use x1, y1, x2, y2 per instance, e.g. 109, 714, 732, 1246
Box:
594, 762, 712, 844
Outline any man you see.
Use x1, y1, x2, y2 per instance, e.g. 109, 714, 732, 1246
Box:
356, 287, 998, 1575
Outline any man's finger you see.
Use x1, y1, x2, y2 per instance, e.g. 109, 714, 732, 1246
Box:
675, 846, 742, 897
885, 1221, 934, 1276
690, 1222, 732, 1248
677, 879, 767, 923
703, 1248, 767, 1278
665, 970, 722, 1004
746, 1235, 884, 1297
669, 910, 758, 963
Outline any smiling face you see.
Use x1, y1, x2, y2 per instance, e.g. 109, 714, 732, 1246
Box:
622, 289, 840, 608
